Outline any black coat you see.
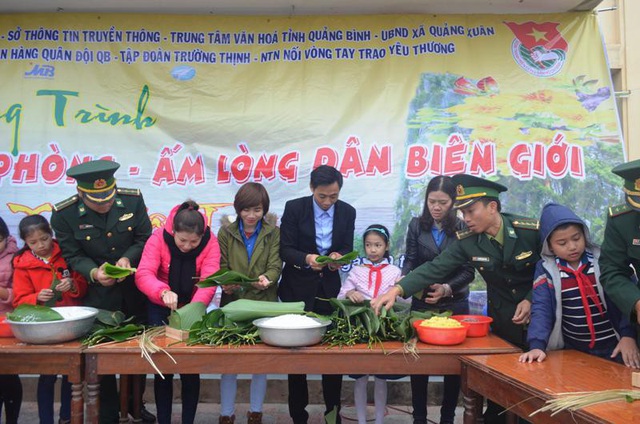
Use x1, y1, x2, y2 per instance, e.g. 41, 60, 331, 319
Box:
278, 196, 356, 315
402, 217, 475, 306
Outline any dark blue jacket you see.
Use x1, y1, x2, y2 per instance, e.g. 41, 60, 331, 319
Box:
528, 202, 635, 351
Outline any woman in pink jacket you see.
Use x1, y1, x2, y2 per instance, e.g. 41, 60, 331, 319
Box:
136, 200, 220, 424
0, 216, 21, 424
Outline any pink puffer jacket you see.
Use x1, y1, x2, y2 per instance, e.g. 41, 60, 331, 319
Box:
0, 236, 18, 314
135, 205, 220, 307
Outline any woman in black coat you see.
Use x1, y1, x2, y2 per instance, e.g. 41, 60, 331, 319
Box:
402, 175, 475, 424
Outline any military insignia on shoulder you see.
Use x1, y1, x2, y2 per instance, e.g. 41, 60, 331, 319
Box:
116, 187, 141, 196
456, 228, 474, 240
53, 195, 78, 211
512, 218, 540, 230
608, 203, 632, 217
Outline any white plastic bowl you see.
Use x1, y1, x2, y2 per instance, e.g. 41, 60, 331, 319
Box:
253, 316, 331, 347
7, 306, 99, 344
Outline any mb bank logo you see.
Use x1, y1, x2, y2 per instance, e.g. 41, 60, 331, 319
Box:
24, 64, 55, 79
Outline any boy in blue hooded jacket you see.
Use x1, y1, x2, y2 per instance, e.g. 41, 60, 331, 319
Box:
519, 202, 640, 367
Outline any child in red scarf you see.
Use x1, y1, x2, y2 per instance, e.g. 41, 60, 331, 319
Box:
338, 224, 404, 424
519, 203, 639, 368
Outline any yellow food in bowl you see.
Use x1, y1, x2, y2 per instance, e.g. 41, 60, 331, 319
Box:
419, 316, 463, 328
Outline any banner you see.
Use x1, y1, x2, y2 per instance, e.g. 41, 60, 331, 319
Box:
0, 12, 624, 257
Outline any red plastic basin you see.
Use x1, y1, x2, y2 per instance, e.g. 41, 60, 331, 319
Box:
0, 315, 13, 338
450, 315, 493, 337
412, 319, 469, 345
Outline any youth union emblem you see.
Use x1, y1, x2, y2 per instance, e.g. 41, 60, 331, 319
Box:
504, 21, 568, 78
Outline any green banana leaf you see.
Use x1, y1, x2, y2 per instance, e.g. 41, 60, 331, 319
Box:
6, 304, 64, 322
103, 263, 136, 279
315, 250, 359, 265
44, 270, 63, 307
94, 309, 127, 327
168, 302, 206, 331
196, 268, 259, 289
82, 323, 144, 346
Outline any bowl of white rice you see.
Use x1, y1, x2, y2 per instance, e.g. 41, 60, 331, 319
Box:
253, 314, 331, 347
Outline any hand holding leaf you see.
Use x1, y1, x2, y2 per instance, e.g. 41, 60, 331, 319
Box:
315, 250, 359, 265
196, 269, 259, 289
103, 263, 137, 279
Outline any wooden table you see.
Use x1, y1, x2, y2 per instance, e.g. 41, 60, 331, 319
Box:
460, 350, 640, 424
0, 338, 85, 424
85, 333, 519, 423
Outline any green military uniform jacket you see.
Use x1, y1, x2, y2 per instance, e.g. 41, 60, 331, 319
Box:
599, 204, 640, 322
217, 219, 282, 306
399, 213, 540, 348
50, 188, 152, 315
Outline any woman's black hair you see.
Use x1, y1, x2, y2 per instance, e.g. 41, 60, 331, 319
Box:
363, 224, 391, 258
0, 216, 9, 240
173, 200, 206, 236
16, 214, 53, 256
419, 175, 458, 236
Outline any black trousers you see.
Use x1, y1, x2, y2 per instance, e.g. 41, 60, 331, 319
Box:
288, 374, 342, 424
410, 374, 460, 423
0, 374, 22, 424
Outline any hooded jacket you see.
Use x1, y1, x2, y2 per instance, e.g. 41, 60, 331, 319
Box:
12, 240, 87, 307
135, 204, 220, 307
528, 202, 635, 351
0, 236, 18, 313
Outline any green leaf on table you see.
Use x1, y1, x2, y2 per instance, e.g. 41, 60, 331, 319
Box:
6, 304, 64, 322
220, 299, 306, 323
315, 250, 359, 265
103, 263, 136, 279
168, 302, 206, 331
95, 309, 127, 327
82, 323, 144, 346
196, 268, 259, 288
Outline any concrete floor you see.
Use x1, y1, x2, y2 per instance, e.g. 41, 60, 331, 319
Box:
16, 402, 465, 423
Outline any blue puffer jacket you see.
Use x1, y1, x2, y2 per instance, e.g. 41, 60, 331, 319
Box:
528, 202, 635, 351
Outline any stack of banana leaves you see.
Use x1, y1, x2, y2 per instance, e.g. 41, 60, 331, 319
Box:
323, 298, 450, 348
82, 310, 144, 346
187, 299, 308, 347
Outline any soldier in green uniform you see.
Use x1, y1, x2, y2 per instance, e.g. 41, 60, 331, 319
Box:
372, 174, 540, 424
600, 159, 640, 327
50, 160, 155, 423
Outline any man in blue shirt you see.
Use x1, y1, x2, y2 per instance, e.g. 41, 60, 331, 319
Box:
279, 165, 356, 424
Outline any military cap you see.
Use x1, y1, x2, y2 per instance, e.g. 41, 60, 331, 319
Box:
452, 174, 507, 209
66, 160, 120, 203
612, 158, 640, 212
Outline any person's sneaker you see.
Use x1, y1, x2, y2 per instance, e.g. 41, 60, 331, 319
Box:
219, 415, 235, 424
140, 405, 156, 423
247, 411, 263, 424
